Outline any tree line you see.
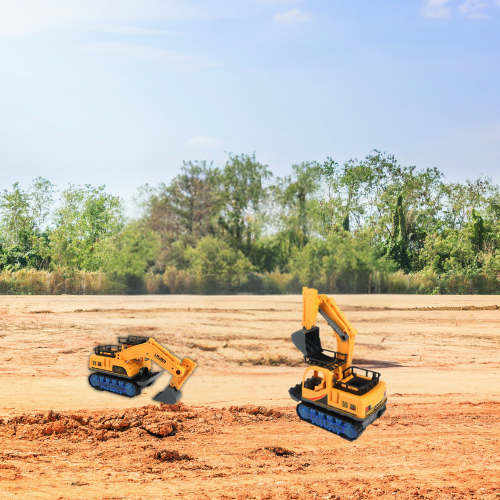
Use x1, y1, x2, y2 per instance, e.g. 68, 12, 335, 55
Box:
1, 151, 499, 294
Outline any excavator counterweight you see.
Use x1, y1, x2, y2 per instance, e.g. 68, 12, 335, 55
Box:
88, 335, 196, 404
289, 288, 387, 440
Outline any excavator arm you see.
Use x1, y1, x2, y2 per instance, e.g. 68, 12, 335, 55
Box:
120, 338, 197, 404
295, 287, 358, 381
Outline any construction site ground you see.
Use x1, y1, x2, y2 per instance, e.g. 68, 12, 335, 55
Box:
0, 294, 499, 500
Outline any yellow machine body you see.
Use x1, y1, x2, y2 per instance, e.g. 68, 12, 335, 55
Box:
290, 287, 388, 439
88, 336, 196, 404
89, 353, 151, 379
89, 337, 196, 391
301, 367, 386, 420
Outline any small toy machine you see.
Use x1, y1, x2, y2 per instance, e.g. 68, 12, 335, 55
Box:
289, 288, 387, 440
88, 335, 196, 404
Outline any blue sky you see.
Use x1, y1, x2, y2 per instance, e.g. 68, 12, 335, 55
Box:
0, 0, 499, 208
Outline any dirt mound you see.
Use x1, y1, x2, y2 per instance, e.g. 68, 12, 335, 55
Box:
153, 450, 193, 462
253, 446, 295, 457
0, 406, 178, 441
228, 405, 284, 419
0, 403, 293, 442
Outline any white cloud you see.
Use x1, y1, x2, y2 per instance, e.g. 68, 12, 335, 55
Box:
458, 0, 489, 18
422, 0, 498, 18
78, 42, 216, 69
186, 135, 220, 147
274, 8, 312, 24
422, 0, 452, 17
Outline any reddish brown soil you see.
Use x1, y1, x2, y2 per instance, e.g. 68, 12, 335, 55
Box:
0, 294, 499, 499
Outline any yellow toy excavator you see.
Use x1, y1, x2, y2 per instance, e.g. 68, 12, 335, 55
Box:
88, 336, 196, 404
289, 288, 387, 440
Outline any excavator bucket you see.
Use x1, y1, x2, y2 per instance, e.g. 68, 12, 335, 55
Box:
292, 326, 347, 369
291, 327, 322, 357
152, 386, 182, 405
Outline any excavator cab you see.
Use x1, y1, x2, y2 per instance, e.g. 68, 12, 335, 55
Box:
303, 369, 327, 391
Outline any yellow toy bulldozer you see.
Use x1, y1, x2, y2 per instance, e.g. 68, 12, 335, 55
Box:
289, 288, 387, 440
88, 336, 196, 404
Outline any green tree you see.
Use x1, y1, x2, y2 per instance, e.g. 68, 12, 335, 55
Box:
419, 230, 478, 275
0, 182, 33, 248
0, 179, 56, 271
386, 194, 411, 272
319, 151, 443, 271
185, 235, 255, 293
50, 184, 124, 271
29, 177, 56, 237
218, 153, 272, 255
441, 177, 495, 230
274, 162, 321, 247
320, 156, 375, 233
471, 210, 485, 253
105, 221, 161, 275
141, 161, 221, 241
290, 234, 395, 293
140, 161, 221, 268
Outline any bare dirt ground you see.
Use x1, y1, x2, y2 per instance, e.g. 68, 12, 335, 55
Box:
0, 294, 499, 500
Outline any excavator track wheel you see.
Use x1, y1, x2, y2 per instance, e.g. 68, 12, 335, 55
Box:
89, 374, 104, 391
297, 403, 311, 421
124, 382, 138, 397
341, 422, 358, 440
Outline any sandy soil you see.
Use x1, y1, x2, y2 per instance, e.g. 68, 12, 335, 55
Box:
0, 294, 499, 500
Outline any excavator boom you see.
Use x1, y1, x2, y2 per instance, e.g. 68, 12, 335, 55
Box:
301, 287, 357, 370
119, 338, 196, 390
119, 338, 197, 404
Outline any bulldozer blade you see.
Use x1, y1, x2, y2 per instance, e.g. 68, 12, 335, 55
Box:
152, 386, 181, 405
